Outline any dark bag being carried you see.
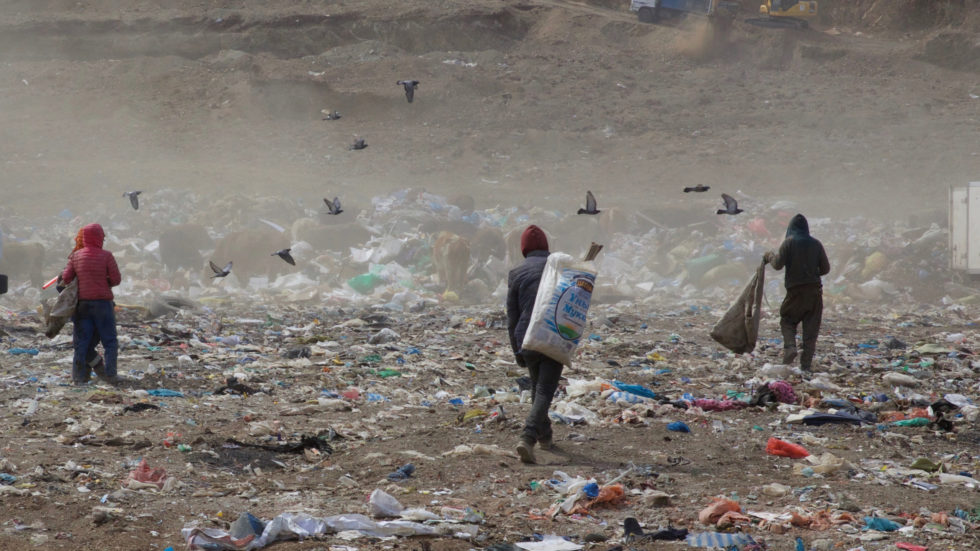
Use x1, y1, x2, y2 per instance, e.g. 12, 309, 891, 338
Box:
710, 260, 765, 354
43, 279, 78, 338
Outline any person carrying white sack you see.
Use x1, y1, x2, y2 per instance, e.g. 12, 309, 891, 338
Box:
507, 225, 561, 464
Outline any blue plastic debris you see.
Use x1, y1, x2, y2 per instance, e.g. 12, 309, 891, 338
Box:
613, 380, 657, 399
147, 389, 184, 397
863, 516, 900, 531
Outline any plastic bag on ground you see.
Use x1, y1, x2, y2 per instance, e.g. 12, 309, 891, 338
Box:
686, 532, 756, 548
368, 489, 404, 518
521, 252, 598, 366
766, 437, 809, 459
710, 260, 765, 354
552, 401, 600, 425
698, 497, 742, 525
127, 458, 169, 490
184, 512, 479, 550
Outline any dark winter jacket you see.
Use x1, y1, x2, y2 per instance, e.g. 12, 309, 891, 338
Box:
61, 224, 121, 300
507, 250, 550, 363
770, 214, 830, 289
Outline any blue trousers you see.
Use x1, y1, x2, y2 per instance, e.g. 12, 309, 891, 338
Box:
73, 300, 117, 383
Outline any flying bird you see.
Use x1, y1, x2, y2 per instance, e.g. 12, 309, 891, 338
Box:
323, 197, 343, 215
349, 138, 368, 150
577, 190, 600, 215
683, 184, 710, 193
272, 248, 295, 266
123, 191, 142, 210
396, 80, 420, 103
321, 110, 341, 121
209, 260, 233, 278
716, 193, 743, 215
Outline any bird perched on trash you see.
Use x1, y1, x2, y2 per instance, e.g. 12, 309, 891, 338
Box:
577, 190, 600, 215
123, 191, 142, 210
209, 260, 232, 278
683, 184, 710, 193
349, 138, 368, 150
716, 193, 743, 215
323, 196, 343, 215
272, 248, 295, 266
321, 109, 341, 120
396, 80, 420, 103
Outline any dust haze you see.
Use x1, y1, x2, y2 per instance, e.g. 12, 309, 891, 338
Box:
0, 0, 978, 293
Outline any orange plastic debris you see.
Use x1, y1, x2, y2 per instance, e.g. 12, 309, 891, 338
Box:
790, 511, 812, 527
716, 511, 751, 529
766, 437, 810, 458
698, 497, 742, 525
879, 411, 907, 423
568, 484, 626, 515
908, 407, 931, 419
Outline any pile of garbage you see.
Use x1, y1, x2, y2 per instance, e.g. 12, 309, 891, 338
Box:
0, 188, 958, 312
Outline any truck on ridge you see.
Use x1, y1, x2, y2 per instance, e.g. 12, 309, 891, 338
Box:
629, 0, 739, 23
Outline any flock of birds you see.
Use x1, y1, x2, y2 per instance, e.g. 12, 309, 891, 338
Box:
576, 188, 743, 216
117, 80, 421, 280
120, 190, 345, 279
321, 80, 421, 150
121, 77, 743, 283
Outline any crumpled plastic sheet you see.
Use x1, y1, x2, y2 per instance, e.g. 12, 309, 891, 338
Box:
686, 531, 756, 548
692, 398, 746, 412
766, 380, 797, 404
128, 458, 168, 489
183, 512, 479, 550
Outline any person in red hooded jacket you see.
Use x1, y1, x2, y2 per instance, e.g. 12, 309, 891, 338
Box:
58, 227, 106, 380
507, 225, 562, 464
60, 224, 122, 385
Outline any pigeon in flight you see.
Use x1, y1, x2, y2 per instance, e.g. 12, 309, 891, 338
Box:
321, 110, 341, 121
683, 184, 710, 193
716, 193, 743, 215
577, 190, 600, 215
272, 248, 295, 266
323, 197, 343, 215
349, 138, 368, 150
123, 191, 142, 210
209, 260, 233, 278
397, 80, 420, 103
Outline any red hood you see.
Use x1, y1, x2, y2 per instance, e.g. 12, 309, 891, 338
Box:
81, 223, 105, 249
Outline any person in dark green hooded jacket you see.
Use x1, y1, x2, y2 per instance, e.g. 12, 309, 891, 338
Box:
764, 214, 830, 372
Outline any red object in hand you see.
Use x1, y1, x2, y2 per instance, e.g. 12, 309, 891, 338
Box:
766, 437, 810, 458
42, 276, 59, 290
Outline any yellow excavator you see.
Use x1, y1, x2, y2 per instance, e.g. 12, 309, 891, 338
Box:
746, 0, 817, 29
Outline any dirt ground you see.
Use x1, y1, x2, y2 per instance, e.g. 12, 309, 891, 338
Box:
1, 0, 980, 550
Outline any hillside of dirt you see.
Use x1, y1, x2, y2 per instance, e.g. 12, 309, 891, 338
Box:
0, 0, 977, 222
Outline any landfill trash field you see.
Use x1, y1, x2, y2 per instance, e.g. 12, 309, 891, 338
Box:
2, 184, 979, 551
2, 0, 980, 550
